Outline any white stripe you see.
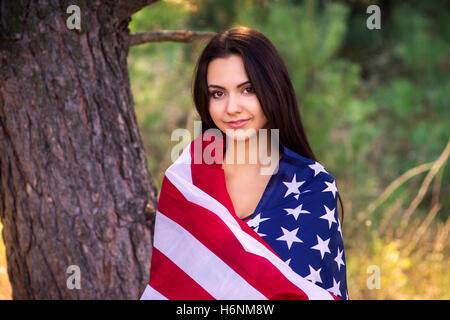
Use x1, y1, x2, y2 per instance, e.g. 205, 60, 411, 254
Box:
154, 211, 267, 300
165, 141, 333, 300
140, 284, 167, 300
166, 140, 193, 184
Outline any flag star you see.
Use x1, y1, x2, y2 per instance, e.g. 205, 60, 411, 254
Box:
256, 231, 267, 237
285, 258, 292, 266
308, 162, 329, 177
319, 205, 337, 229
276, 227, 303, 249
282, 173, 305, 198
322, 180, 338, 199
295, 190, 312, 200
337, 219, 342, 235
327, 278, 341, 298
334, 248, 345, 271
246, 213, 270, 237
310, 235, 331, 259
304, 265, 322, 284
247, 213, 270, 229
284, 203, 311, 220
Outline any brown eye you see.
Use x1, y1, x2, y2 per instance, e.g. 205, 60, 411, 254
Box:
243, 86, 254, 94
210, 90, 224, 99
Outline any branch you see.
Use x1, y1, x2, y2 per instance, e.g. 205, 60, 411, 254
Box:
129, 30, 217, 46
396, 138, 450, 237
115, 0, 159, 22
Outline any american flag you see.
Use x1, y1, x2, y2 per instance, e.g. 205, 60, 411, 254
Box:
140, 132, 347, 300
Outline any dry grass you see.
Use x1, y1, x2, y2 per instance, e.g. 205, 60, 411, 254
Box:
346, 212, 449, 299
346, 139, 450, 299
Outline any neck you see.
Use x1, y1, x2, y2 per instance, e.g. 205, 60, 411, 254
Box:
222, 132, 279, 174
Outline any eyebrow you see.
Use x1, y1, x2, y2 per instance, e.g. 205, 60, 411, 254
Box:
207, 80, 251, 90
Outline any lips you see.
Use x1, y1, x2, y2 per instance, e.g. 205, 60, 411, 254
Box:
227, 119, 250, 128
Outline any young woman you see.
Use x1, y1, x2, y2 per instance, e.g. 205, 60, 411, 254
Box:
141, 27, 348, 300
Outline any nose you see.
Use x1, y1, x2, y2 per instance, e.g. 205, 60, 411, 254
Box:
225, 92, 243, 114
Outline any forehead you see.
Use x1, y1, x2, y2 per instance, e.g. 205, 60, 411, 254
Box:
207, 55, 249, 86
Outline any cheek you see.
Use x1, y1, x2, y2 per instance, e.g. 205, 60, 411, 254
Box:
208, 103, 220, 121
256, 114, 268, 130
251, 100, 267, 124
208, 103, 225, 130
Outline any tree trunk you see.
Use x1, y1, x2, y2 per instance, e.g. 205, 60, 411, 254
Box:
0, 0, 157, 299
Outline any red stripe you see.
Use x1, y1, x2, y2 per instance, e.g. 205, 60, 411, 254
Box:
149, 247, 215, 300
158, 175, 311, 300
331, 293, 341, 300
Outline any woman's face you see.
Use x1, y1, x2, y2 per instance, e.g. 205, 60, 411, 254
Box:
207, 54, 268, 141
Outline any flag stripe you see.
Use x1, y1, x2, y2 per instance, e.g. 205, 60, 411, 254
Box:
169, 140, 286, 260
188, 137, 282, 257
162, 142, 334, 300
149, 247, 215, 300
140, 284, 167, 300
153, 211, 267, 300
158, 175, 310, 299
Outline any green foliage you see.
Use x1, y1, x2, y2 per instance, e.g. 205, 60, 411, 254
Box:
128, 1, 196, 191
360, 1, 450, 194
188, 0, 238, 31
129, 1, 190, 32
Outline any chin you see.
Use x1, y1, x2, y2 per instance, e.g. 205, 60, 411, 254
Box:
225, 130, 258, 142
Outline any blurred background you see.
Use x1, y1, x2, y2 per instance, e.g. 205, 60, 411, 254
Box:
1, 0, 449, 299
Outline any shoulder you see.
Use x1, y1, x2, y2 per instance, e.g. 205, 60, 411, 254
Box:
277, 145, 340, 226
275, 147, 347, 298
280, 145, 337, 191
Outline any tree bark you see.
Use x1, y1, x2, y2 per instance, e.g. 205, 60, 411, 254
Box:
0, 0, 157, 299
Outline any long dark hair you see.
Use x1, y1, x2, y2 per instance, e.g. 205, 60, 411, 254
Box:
192, 26, 344, 224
